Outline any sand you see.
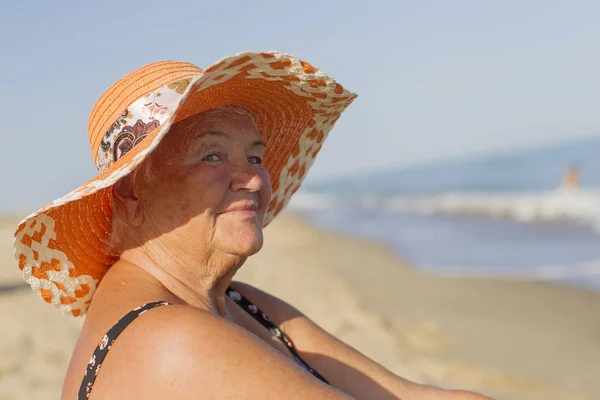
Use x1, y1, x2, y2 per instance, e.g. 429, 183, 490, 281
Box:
1, 214, 599, 399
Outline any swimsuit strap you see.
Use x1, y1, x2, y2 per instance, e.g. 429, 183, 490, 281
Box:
77, 301, 171, 399
225, 288, 329, 384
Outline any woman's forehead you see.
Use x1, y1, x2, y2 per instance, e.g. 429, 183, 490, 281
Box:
182, 109, 260, 140
191, 130, 266, 147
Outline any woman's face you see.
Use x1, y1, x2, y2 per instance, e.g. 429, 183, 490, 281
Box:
135, 108, 271, 259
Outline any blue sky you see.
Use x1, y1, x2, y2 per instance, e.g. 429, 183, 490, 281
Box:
2, 1, 600, 212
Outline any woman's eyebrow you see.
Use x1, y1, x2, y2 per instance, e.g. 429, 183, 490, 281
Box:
250, 138, 266, 148
187, 130, 228, 148
192, 130, 265, 149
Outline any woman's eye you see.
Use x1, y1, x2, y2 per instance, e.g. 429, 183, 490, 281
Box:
248, 156, 263, 165
202, 154, 221, 162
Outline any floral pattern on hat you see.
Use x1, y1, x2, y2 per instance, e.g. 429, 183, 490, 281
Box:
95, 85, 186, 172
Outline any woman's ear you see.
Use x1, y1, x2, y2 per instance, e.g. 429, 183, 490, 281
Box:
113, 175, 144, 227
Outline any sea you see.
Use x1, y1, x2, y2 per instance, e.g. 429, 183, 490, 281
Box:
288, 137, 600, 292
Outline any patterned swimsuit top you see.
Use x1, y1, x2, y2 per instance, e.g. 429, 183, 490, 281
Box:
78, 288, 328, 399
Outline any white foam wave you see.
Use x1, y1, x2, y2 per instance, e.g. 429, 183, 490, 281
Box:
287, 191, 338, 212
382, 189, 600, 229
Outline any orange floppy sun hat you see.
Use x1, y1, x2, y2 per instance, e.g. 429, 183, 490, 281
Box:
13, 51, 357, 317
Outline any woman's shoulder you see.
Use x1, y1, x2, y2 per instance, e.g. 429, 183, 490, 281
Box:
71, 303, 349, 399
91, 303, 242, 361
63, 304, 225, 399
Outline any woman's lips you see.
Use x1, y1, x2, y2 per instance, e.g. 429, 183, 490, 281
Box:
219, 202, 259, 217
224, 209, 258, 217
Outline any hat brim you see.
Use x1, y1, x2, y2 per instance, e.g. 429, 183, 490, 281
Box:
13, 51, 357, 316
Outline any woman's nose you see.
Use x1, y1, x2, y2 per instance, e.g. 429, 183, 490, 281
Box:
230, 164, 263, 192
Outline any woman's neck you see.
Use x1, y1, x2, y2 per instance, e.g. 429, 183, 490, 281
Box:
118, 246, 245, 317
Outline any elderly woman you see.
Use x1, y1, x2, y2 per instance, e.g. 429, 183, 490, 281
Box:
14, 52, 491, 399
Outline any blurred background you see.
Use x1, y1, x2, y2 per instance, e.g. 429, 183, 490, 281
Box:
1, 1, 599, 399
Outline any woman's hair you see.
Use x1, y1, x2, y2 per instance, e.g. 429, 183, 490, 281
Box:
107, 106, 257, 255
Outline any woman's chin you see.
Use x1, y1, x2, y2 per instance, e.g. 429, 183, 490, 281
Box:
215, 227, 264, 257
226, 240, 263, 257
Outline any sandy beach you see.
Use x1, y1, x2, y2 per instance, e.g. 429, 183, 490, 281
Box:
1, 213, 598, 399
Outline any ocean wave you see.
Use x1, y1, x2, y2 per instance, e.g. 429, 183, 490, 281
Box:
289, 189, 600, 291
382, 189, 600, 229
290, 189, 600, 230
287, 191, 339, 211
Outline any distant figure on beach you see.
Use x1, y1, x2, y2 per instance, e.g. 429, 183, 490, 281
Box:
560, 163, 581, 190
14, 54, 491, 399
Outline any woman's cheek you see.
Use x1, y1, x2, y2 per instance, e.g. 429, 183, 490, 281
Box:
260, 170, 273, 206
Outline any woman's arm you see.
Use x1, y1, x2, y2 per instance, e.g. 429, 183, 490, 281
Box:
231, 282, 494, 400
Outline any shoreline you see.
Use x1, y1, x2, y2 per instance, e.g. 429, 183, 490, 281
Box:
295, 208, 600, 295
1, 213, 599, 399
